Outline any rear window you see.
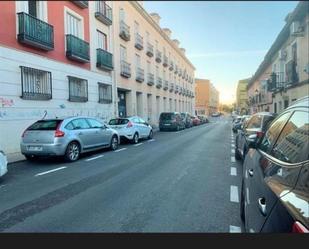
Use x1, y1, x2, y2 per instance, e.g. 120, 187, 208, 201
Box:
109, 119, 129, 125
160, 113, 175, 120
28, 120, 62, 131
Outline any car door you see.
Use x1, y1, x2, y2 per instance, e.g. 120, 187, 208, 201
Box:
71, 118, 95, 149
139, 117, 150, 137
131, 117, 142, 137
244, 111, 293, 232
86, 118, 110, 147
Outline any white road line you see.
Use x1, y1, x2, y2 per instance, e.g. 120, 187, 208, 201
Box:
229, 225, 241, 233
231, 144, 235, 148
231, 149, 235, 154
85, 155, 104, 162
230, 185, 239, 203
230, 167, 237, 176
35, 166, 67, 177
231, 156, 236, 163
114, 148, 127, 153
147, 139, 155, 142
0, 185, 6, 189
133, 143, 143, 147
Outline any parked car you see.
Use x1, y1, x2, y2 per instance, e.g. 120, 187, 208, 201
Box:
235, 112, 276, 161
240, 96, 309, 232
159, 112, 185, 131
211, 112, 221, 117
232, 115, 250, 133
0, 148, 8, 179
108, 116, 153, 143
21, 117, 120, 162
197, 115, 209, 124
181, 112, 193, 128
191, 116, 201, 126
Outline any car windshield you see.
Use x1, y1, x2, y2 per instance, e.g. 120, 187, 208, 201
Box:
108, 119, 129, 125
28, 120, 63, 131
160, 113, 175, 120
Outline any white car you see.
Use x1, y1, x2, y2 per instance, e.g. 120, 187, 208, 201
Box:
108, 116, 153, 144
0, 149, 8, 178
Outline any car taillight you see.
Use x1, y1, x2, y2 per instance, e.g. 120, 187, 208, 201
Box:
126, 121, 133, 128
292, 221, 309, 233
256, 131, 264, 138
55, 121, 65, 137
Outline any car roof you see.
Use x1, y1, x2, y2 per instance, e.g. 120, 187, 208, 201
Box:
286, 96, 309, 110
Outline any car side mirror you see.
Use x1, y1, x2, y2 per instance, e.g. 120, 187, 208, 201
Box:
248, 134, 258, 149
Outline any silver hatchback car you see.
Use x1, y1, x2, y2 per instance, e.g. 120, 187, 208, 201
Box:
21, 116, 120, 162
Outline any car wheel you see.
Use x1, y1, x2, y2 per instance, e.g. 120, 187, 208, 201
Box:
132, 133, 139, 144
110, 135, 118, 151
240, 179, 245, 223
235, 147, 241, 160
148, 130, 153, 139
25, 155, 38, 161
65, 142, 80, 162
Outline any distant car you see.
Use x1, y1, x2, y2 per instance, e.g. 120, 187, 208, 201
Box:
108, 116, 153, 144
21, 117, 120, 162
235, 112, 276, 161
191, 116, 201, 126
240, 96, 309, 232
0, 149, 8, 179
181, 112, 193, 128
211, 112, 221, 117
232, 116, 243, 133
159, 112, 185, 131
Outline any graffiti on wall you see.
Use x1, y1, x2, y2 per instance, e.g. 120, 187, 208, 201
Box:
0, 97, 14, 107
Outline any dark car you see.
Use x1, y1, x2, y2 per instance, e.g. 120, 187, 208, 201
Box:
180, 112, 193, 128
159, 112, 185, 131
232, 115, 250, 133
240, 96, 309, 233
235, 112, 276, 161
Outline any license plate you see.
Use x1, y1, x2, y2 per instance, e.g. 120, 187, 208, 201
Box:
164, 124, 171, 126
28, 146, 43, 151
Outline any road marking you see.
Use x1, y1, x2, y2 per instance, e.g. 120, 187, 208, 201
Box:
85, 155, 104, 162
231, 149, 235, 154
147, 139, 155, 142
114, 148, 127, 153
35, 167, 67, 177
0, 185, 6, 189
230, 167, 237, 176
231, 156, 236, 163
231, 144, 235, 148
133, 143, 143, 147
230, 185, 239, 203
229, 225, 241, 233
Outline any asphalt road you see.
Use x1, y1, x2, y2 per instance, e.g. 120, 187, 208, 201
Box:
0, 116, 244, 232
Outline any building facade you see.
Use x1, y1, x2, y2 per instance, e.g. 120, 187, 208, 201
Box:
235, 78, 250, 114
195, 79, 219, 116
247, 1, 309, 114
111, 1, 195, 125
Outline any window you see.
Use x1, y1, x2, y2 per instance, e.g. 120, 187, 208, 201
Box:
120, 45, 127, 61
147, 61, 151, 74
65, 122, 75, 130
20, 66, 52, 100
134, 21, 139, 34
146, 31, 150, 43
246, 115, 262, 129
68, 76, 88, 102
97, 30, 107, 50
28, 120, 62, 130
271, 111, 309, 163
66, 12, 82, 38
98, 83, 112, 104
71, 118, 91, 129
87, 119, 103, 129
135, 54, 141, 69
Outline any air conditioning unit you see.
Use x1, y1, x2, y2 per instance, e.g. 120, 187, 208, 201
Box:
290, 21, 304, 36
278, 49, 287, 60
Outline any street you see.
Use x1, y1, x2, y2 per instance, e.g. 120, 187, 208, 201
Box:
0, 116, 244, 232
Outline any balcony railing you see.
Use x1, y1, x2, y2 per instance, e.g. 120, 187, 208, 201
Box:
146, 43, 154, 57
175, 85, 179, 93
156, 77, 162, 88
17, 12, 54, 51
155, 50, 162, 63
96, 48, 113, 71
163, 55, 168, 67
136, 67, 144, 82
71, 1, 88, 8
147, 73, 155, 86
169, 83, 174, 92
95, 1, 112, 25
169, 61, 174, 71
179, 87, 183, 95
163, 80, 169, 90
135, 33, 143, 50
119, 21, 130, 41
120, 60, 131, 78
66, 34, 89, 63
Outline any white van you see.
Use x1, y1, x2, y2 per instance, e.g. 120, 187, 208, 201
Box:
0, 149, 8, 178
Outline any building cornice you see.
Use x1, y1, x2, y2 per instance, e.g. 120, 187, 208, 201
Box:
130, 1, 196, 71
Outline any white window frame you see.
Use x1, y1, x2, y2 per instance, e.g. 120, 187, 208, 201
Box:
64, 6, 84, 39
97, 29, 107, 50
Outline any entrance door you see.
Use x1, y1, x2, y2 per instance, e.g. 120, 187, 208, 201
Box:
118, 90, 126, 117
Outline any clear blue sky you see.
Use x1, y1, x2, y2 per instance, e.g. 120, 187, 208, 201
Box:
143, 1, 298, 104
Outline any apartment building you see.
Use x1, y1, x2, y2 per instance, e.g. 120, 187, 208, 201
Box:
247, 1, 309, 114
195, 79, 219, 116
235, 78, 250, 114
111, 1, 196, 125
0, 1, 114, 161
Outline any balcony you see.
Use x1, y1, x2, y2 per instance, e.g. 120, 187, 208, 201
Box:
136, 67, 144, 83
95, 1, 112, 26
147, 73, 155, 86
179, 87, 183, 95
119, 21, 130, 41
66, 34, 89, 63
135, 33, 143, 50
96, 48, 113, 71
156, 77, 162, 88
17, 12, 54, 51
71, 1, 88, 8
120, 60, 131, 78
163, 56, 168, 67
174, 65, 178, 74
146, 43, 154, 57
175, 85, 179, 93
169, 83, 174, 92
169, 61, 174, 71
163, 80, 169, 90
155, 50, 162, 63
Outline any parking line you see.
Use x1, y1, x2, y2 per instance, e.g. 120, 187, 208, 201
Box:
231, 156, 236, 163
229, 225, 241, 233
133, 143, 143, 147
230, 185, 239, 203
231, 144, 235, 148
230, 167, 237, 176
35, 167, 67, 177
0, 185, 6, 189
147, 139, 155, 142
85, 155, 104, 162
231, 149, 235, 154
114, 148, 127, 153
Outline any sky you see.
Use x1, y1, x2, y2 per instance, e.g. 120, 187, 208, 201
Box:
143, 1, 299, 105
